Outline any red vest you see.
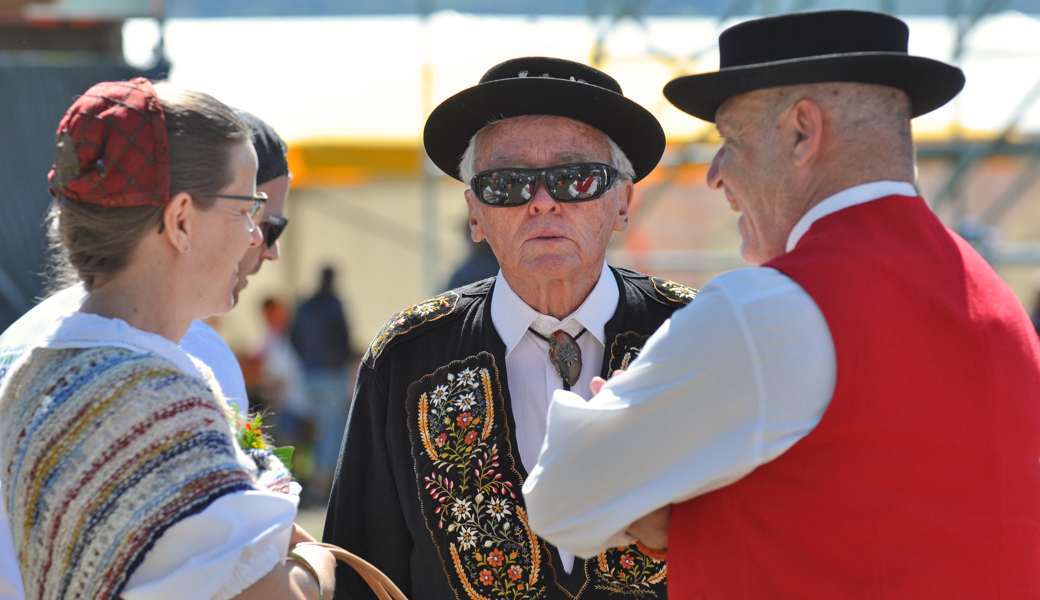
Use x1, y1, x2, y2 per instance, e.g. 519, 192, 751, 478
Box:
669, 195, 1040, 599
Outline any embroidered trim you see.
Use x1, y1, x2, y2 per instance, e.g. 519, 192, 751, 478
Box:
650, 277, 697, 305
592, 546, 666, 598
365, 291, 461, 365
409, 355, 546, 600
607, 332, 651, 376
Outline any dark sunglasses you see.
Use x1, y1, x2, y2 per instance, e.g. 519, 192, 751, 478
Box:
260, 214, 289, 248
470, 163, 620, 207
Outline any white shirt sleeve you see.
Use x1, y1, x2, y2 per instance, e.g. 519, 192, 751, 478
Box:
121, 490, 298, 600
521, 267, 837, 558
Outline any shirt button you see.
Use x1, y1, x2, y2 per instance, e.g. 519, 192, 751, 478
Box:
539, 322, 549, 331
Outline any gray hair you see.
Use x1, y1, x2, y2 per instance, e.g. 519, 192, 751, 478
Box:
458, 115, 635, 183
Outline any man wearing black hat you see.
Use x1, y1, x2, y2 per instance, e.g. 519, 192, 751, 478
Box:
522, 10, 1040, 598
323, 57, 693, 600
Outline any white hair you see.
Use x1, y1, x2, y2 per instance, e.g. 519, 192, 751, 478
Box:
457, 115, 636, 183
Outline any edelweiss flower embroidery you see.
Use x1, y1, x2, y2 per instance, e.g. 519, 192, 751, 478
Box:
455, 392, 477, 411
458, 367, 478, 385
416, 302, 439, 315
485, 496, 512, 521
451, 498, 473, 520
431, 385, 449, 405
458, 526, 478, 550
418, 362, 543, 598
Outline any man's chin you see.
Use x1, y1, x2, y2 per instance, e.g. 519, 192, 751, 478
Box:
231, 279, 247, 306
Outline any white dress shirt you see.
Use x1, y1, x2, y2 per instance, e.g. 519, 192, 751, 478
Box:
521, 181, 915, 559
491, 262, 619, 572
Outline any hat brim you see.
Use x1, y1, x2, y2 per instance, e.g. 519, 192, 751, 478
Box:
424, 77, 666, 183
664, 52, 965, 123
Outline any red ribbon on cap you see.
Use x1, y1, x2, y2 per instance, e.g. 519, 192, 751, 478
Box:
48, 77, 170, 207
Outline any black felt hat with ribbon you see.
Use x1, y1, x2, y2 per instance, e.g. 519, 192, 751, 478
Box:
664, 10, 965, 123
424, 56, 666, 183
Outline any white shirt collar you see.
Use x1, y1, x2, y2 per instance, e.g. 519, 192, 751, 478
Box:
786, 180, 917, 252
491, 262, 619, 355
35, 310, 202, 378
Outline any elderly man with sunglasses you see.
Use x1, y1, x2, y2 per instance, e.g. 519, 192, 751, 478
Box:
323, 57, 693, 600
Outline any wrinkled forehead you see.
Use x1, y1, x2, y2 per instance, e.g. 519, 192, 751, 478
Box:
476, 115, 611, 171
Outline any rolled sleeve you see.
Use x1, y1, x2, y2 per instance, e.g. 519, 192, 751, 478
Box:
121, 489, 298, 600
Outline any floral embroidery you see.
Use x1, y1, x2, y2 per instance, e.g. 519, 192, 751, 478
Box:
608, 332, 651, 376
365, 291, 460, 365
650, 277, 698, 305
594, 546, 667, 598
412, 355, 545, 600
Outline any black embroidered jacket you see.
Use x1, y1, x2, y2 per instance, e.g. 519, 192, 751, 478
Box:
324, 267, 695, 600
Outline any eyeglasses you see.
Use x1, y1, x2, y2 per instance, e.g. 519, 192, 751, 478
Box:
211, 191, 268, 228
470, 163, 620, 207
156, 191, 269, 235
260, 214, 289, 248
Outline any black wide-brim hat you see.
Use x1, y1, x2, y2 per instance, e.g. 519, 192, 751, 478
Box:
664, 10, 965, 123
424, 56, 666, 183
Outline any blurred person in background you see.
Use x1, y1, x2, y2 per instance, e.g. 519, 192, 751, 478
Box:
323, 56, 695, 600
258, 297, 312, 464
290, 265, 356, 504
0, 79, 334, 599
523, 11, 1040, 598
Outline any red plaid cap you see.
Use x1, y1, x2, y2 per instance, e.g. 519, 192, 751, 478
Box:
48, 77, 170, 207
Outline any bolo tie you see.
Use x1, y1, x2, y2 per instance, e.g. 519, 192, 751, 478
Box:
527, 326, 587, 391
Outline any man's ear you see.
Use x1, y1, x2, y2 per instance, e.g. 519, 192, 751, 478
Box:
464, 191, 486, 243
161, 192, 194, 253
789, 98, 824, 168
613, 179, 634, 233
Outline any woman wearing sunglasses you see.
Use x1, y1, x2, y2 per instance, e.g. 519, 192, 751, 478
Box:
0, 79, 333, 600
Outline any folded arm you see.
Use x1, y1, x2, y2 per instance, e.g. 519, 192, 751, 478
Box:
522, 268, 836, 557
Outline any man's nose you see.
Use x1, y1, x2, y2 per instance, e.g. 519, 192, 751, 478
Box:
528, 179, 558, 213
706, 147, 724, 190
261, 238, 280, 261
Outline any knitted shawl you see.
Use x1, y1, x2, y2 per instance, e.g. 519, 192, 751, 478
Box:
0, 345, 271, 600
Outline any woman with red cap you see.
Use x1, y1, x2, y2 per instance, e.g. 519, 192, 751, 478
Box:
0, 79, 335, 600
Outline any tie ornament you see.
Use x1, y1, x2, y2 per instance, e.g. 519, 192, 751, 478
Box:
529, 327, 587, 390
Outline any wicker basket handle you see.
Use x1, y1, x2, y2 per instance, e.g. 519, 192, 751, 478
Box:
294, 542, 408, 600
